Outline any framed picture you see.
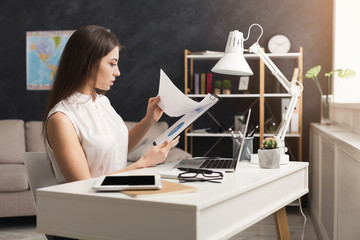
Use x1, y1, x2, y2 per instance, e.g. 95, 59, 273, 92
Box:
238, 76, 249, 90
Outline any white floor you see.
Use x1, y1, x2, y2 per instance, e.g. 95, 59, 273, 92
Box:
0, 207, 318, 240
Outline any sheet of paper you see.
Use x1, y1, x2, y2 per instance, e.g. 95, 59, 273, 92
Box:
153, 94, 218, 145
157, 69, 213, 117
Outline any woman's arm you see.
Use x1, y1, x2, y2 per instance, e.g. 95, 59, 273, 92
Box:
128, 96, 163, 151
46, 112, 92, 182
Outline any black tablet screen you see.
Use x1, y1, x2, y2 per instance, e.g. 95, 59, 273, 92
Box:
101, 176, 155, 186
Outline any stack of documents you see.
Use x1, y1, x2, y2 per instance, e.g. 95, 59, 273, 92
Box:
153, 69, 219, 145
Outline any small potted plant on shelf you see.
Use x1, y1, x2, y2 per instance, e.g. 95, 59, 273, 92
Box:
222, 79, 231, 94
213, 80, 222, 95
258, 137, 281, 169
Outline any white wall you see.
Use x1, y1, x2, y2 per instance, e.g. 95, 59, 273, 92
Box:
333, 0, 360, 103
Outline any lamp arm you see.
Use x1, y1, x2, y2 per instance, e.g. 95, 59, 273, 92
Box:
249, 43, 291, 92
248, 42, 303, 148
276, 94, 300, 142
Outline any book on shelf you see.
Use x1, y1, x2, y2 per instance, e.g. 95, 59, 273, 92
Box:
281, 98, 291, 133
281, 98, 299, 134
206, 73, 213, 94
200, 73, 206, 94
194, 73, 200, 94
291, 67, 300, 83
122, 180, 197, 198
291, 101, 299, 134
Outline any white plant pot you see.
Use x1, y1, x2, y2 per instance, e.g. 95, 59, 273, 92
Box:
258, 148, 281, 169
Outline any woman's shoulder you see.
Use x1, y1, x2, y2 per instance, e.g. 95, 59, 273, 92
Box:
47, 111, 72, 127
47, 94, 82, 120
47, 105, 80, 136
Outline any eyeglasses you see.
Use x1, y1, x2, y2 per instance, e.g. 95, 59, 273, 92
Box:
177, 168, 223, 183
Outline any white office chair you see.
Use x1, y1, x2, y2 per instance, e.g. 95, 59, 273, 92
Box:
23, 152, 74, 240
23, 152, 57, 205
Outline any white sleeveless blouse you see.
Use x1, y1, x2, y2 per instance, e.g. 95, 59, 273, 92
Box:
46, 92, 128, 183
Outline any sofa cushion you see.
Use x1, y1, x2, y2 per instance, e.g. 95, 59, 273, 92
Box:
0, 120, 26, 164
125, 121, 169, 148
127, 137, 154, 162
164, 147, 192, 163
128, 144, 191, 163
25, 121, 46, 152
0, 164, 29, 192
127, 136, 191, 163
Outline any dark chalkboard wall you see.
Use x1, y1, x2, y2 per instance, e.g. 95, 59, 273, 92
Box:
0, 0, 332, 158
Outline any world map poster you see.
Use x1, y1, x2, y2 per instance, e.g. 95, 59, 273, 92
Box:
26, 30, 74, 90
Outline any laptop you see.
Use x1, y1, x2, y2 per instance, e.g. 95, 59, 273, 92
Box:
174, 109, 252, 172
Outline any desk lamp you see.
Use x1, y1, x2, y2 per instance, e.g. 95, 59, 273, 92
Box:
211, 24, 303, 164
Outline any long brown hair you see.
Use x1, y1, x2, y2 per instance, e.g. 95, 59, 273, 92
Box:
43, 25, 121, 128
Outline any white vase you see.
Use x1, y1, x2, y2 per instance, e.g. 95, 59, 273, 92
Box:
258, 148, 281, 169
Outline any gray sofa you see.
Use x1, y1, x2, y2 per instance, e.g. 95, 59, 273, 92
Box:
0, 119, 191, 218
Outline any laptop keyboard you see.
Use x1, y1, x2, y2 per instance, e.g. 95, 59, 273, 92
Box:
199, 158, 235, 169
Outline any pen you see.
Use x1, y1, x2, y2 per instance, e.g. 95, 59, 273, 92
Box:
247, 125, 259, 137
228, 128, 241, 142
246, 124, 254, 137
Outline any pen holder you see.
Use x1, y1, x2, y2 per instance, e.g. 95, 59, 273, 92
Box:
233, 137, 253, 161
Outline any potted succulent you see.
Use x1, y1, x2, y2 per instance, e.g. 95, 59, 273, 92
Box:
258, 137, 281, 169
222, 79, 231, 94
213, 80, 222, 95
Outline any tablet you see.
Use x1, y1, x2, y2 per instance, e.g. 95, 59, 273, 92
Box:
93, 174, 162, 191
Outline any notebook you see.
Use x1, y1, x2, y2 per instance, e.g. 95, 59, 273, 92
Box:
174, 109, 252, 172
122, 180, 196, 198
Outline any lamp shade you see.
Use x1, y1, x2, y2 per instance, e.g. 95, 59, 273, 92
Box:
211, 30, 253, 76
211, 52, 253, 76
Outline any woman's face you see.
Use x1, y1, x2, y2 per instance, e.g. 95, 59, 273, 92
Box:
95, 46, 120, 91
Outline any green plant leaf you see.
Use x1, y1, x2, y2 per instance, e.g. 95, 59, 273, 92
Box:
214, 80, 222, 89
222, 79, 231, 89
325, 69, 356, 78
337, 69, 356, 78
324, 70, 337, 77
305, 65, 321, 79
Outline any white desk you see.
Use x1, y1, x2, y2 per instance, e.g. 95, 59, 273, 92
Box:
36, 161, 308, 240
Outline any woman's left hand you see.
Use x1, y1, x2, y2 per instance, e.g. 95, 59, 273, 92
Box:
145, 96, 163, 125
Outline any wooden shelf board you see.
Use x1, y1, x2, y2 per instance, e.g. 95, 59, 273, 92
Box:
187, 52, 301, 60
186, 132, 301, 138
187, 93, 291, 98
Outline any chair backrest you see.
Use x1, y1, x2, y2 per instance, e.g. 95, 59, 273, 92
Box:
23, 152, 57, 205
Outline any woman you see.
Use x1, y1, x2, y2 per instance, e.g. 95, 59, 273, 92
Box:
43, 25, 178, 183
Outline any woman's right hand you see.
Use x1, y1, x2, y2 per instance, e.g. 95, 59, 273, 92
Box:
137, 136, 180, 168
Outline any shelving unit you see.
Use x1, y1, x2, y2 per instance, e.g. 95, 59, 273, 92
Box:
184, 48, 303, 160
